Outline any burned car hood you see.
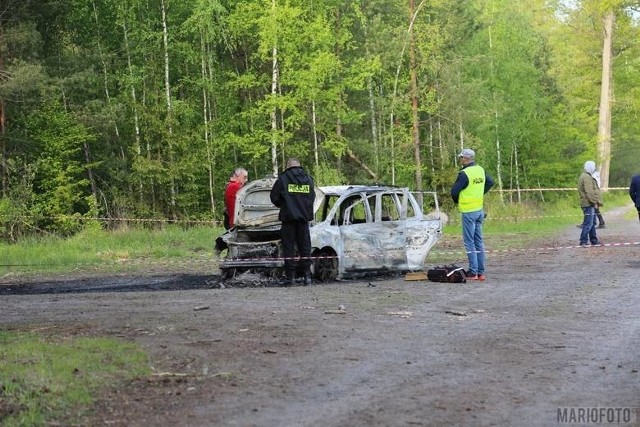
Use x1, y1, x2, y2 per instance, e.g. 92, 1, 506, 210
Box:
234, 177, 324, 228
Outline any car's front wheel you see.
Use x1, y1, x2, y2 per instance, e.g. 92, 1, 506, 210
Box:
312, 249, 338, 282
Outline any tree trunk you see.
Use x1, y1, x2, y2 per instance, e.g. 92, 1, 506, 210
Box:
123, 20, 141, 156
0, 99, 6, 198
312, 100, 319, 168
122, 19, 144, 202
409, 0, 423, 192
92, 0, 120, 142
359, 6, 380, 176
368, 77, 379, 174
597, 11, 614, 190
493, 108, 504, 201
389, 0, 426, 186
161, 0, 177, 218
428, 120, 435, 176
488, 24, 504, 203
270, 0, 279, 175
201, 34, 215, 216
437, 118, 444, 169
1, 23, 7, 197
83, 142, 98, 207
514, 143, 521, 203
206, 52, 219, 215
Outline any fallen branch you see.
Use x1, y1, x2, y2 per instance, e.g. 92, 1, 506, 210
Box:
151, 372, 189, 377
345, 148, 378, 180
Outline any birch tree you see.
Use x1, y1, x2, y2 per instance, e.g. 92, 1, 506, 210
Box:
597, 8, 614, 189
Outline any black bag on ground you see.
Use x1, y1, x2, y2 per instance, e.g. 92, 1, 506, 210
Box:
427, 265, 467, 283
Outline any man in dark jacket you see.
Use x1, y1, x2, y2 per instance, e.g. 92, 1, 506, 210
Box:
630, 174, 640, 222
270, 158, 316, 285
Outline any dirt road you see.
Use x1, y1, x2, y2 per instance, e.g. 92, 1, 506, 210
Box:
1, 208, 639, 426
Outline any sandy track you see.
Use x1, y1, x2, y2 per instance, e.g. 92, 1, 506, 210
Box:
1, 208, 639, 426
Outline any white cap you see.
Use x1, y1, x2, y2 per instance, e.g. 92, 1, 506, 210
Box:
458, 148, 475, 159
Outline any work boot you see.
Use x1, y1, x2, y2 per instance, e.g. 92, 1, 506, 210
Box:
279, 272, 295, 287
303, 273, 313, 286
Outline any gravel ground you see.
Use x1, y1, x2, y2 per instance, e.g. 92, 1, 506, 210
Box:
1, 207, 639, 426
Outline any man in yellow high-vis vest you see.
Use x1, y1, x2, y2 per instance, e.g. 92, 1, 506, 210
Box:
450, 149, 494, 281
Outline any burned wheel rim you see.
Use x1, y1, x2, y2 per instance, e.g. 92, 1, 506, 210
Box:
313, 250, 338, 282
221, 268, 237, 280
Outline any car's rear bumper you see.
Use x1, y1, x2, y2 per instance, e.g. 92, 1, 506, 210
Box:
220, 257, 284, 269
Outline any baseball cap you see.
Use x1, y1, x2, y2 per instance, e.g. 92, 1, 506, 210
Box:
457, 148, 475, 158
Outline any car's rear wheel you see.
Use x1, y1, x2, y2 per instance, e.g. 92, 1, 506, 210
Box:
312, 249, 338, 282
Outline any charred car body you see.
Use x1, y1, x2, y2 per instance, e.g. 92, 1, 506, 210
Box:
218, 178, 443, 281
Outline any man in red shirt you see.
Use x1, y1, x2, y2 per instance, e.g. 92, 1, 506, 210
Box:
224, 168, 248, 229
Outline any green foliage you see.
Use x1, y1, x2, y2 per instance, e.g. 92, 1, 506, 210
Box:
1, 0, 638, 241
0, 164, 37, 242
20, 101, 96, 235
312, 163, 347, 186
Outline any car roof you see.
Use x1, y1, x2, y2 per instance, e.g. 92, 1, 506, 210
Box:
234, 179, 407, 228
319, 184, 402, 196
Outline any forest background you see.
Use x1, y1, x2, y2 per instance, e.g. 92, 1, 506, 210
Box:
1, 0, 639, 240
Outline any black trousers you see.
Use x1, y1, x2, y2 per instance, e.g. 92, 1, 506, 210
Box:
281, 221, 311, 277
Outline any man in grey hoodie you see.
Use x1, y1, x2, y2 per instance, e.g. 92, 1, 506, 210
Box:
577, 160, 603, 247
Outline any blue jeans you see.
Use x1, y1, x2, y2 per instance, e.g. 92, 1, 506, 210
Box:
461, 209, 485, 275
580, 206, 597, 244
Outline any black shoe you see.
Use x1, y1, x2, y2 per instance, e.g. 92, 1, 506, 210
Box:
303, 274, 312, 285
279, 276, 294, 286
591, 241, 603, 246
579, 242, 589, 248
596, 224, 606, 229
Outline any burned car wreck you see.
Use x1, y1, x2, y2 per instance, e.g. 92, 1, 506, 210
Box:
217, 178, 443, 282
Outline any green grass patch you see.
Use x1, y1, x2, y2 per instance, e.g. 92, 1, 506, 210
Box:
0, 224, 224, 277
0, 330, 150, 426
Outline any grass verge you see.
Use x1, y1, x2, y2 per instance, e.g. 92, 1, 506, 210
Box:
0, 224, 223, 278
0, 330, 150, 426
